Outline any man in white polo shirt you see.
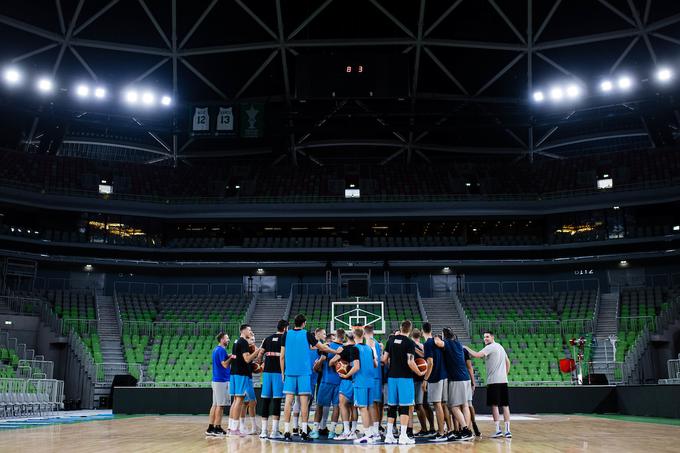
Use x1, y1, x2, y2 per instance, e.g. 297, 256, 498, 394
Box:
464, 331, 511, 439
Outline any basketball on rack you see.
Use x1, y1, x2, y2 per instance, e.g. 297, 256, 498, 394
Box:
335, 360, 350, 375
251, 362, 264, 374
415, 358, 428, 373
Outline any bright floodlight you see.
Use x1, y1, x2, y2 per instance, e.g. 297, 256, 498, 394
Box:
600, 80, 614, 92
94, 87, 106, 99
566, 84, 580, 98
618, 76, 632, 90
549, 86, 564, 101
160, 95, 172, 106
36, 77, 54, 93
3, 67, 22, 85
124, 89, 139, 104
532, 91, 544, 103
141, 91, 155, 105
75, 84, 90, 98
656, 67, 673, 83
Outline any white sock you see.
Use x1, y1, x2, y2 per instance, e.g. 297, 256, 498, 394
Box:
343, 421, 350, 433
351, 421, 357, 432
301, 422, 308, 433
495, 421, 501, 432
505, 421, 510, 432
228, 419, 235, 430
273, 419, 279, 433
246, 416, 253, 429
328, 421, 336, 433
260, 418, 267, 433
400, 425, 408, 437
373, 422, 379, 433
387, 422, 394, 436
239, 419, 245, 431
285, 422, 290, 433
293, 416, 299, 429
312, 421, 319, 430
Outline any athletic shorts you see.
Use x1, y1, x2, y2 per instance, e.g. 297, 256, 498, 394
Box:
414, 381, 424, 405
427, 379, 447, 403
339, 379, 354, 400
261, 372, 284, 399
212, 381, 229, 406
317, 382, 340, 406
373, 379, 383, 403
354, 386, 374, 408
387, 377, 415, 407
244, 378, 256, 402
486, 383, 509, 407
283, 374, 312, 395
447, 380, 472, 407
229, 374, 249, 397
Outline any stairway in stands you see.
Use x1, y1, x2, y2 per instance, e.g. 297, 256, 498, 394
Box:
248, 296, 289, 346
420, 295, 471, 344
94, 294, 125, 407
591, 292, 619, 380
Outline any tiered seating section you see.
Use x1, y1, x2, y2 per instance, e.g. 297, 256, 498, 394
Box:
118, 293, 249, 382
460, 293, 558, 321
244, 237, 343, 248
364, 236, 465, 247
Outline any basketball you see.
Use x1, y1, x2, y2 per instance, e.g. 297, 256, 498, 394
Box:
415, 357, 428, 373
335, 360, 350, 375
248, 343, 256, 353
251, 362, 264, 374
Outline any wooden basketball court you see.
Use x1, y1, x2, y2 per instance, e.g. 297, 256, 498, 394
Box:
0, 413, 677, 453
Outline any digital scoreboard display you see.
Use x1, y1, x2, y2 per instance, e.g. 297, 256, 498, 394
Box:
296, 53, 409, 98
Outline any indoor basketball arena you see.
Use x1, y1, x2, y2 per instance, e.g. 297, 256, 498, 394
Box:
1, 1, 680, 452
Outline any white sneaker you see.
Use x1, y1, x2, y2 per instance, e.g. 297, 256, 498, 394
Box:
334, 432, 350, 441
384, 434, 398, 444
354, 435, 376, 444
398, 435, 415, 445
346, 432, 358, 440
370, 432, 382, 441
490, 430, 504, 438
259, 431, 268, 439
244, 428, 256, 435
269, 431, 283, 439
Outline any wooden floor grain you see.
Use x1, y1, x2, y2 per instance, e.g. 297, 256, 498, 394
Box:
0, 414, 678, 453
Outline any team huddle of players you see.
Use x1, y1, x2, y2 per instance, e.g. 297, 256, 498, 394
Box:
209, 313, 487, 444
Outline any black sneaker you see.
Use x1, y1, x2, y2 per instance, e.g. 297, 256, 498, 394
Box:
319, 428, 329, 436
301, 431, 311, 442
379, 426, 385, 434
447, 430, 462, 441
429, 433, 449, 442
205, 427, 217, 437
214, 427, 227, 437
425, 430, 437, 438
284, 432, 292, 441
459, 427, 473, 441
414, 430, 428, 438
406, 428, 414, 438
292, 428, 300, 436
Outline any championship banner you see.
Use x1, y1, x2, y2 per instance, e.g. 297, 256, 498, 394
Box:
215, 106, 235, 134
239, 103, 264, 138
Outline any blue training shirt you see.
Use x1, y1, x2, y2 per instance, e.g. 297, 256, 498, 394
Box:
282, 328, 317, 376
424, 337, 447, 383
354, 343, 376, 388
442, 338, 469, 381
321, 341, 342, 385
212, 345, 230, 382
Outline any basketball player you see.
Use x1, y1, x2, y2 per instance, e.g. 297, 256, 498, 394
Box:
310, 330, 343, 439
328, 331, 358, 440
228, 324, 262, 436
410, 328, 430, 437
382, 320, 426, 445
258, 320, 288, 439
423, 323, 448, 442
279, 314, 336, 441
337, 327, 381, 444
363, 325, 384, 433
465, 331, 512, 438
436, 328, 473, 441
240, 334, 261, 434
464, 346, 481, 437
292, 327, 325, 435
206, 332, 232, 437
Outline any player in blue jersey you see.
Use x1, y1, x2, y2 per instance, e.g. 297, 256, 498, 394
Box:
279, 313, 337, 441
363, 325, 384, 432
239, 333, 262, 434
310, 330, 343, 439
329, 331, 358, 440
292, 327, 325, 436
338, 327, 382, 444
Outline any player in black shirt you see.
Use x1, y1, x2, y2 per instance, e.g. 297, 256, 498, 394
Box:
329, 331, 358, 440
382, 320, 426, 445
258, 319, 288, 439
227, 324, 263, 435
